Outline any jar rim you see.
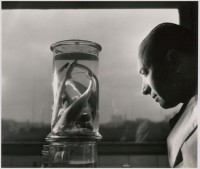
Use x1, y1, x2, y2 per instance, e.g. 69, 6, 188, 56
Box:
50, 39, 102, 52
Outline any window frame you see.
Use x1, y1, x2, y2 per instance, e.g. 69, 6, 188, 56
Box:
2, 142, 168, 156
1, 1, 198, 34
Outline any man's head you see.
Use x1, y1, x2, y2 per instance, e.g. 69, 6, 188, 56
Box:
138, 23, 197, 109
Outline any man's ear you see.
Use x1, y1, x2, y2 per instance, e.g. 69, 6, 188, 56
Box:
166, 49, 181, 72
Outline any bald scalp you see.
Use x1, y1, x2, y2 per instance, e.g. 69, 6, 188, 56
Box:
139, 23, 198, 67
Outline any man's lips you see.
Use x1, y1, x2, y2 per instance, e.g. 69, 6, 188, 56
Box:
152, 94, 157, 99
152, 95, 159, 102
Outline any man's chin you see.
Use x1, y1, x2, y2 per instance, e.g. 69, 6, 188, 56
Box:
159, 101, 177, 109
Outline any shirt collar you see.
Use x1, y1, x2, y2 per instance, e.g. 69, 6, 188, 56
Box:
169, 93, 198, 129
169, 102, 188, 129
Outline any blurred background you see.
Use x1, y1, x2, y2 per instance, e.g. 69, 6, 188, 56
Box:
2, 8, 182, 143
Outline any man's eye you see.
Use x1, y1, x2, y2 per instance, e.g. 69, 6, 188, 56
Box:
140, 68, 148, 75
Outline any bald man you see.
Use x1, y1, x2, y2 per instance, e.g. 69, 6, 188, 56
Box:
138, 23, 198, 168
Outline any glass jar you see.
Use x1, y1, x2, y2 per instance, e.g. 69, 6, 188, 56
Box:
49, 141, 97, 167
48, 39, 102, 141
42, 141, 97, 167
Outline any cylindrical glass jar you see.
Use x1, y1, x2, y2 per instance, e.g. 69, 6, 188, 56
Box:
48, 40, 102, 141
42, 141, 97, 168
50, 141, 97, 167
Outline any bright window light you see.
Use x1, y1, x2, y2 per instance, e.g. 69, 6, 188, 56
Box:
2, 9, 179, 126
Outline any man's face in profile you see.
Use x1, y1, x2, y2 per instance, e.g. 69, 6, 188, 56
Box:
138, 46, 179, 109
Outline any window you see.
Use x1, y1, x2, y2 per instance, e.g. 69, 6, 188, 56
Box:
2, 5, 180, 142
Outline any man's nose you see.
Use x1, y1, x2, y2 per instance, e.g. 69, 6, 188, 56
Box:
142, 82, 151, 95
